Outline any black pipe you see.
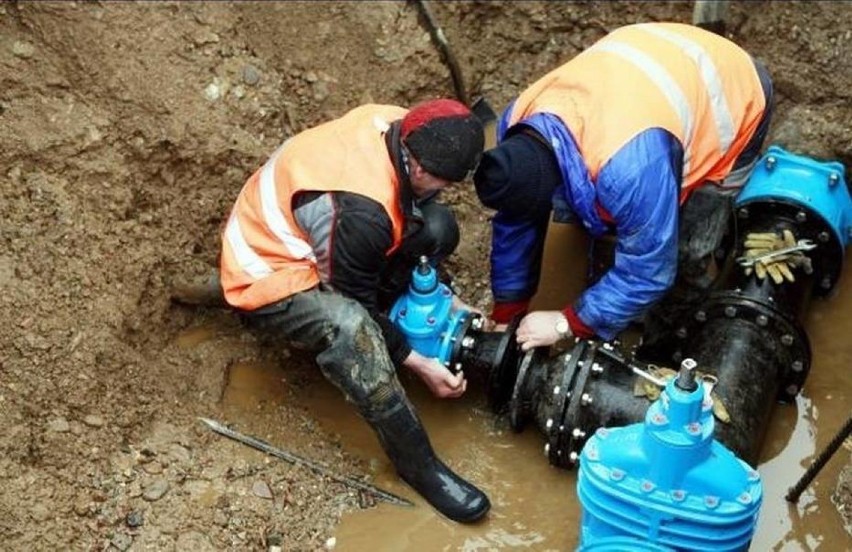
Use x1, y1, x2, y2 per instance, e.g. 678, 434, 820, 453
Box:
478, 198, 840, 470
507, 341, 649, 468
683, 314, 788, 463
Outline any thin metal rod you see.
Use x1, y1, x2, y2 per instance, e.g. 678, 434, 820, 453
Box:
412, 0, 469, 106
199, 417, 414, 507
631, 366, 667, 388
786, 414, 852, 503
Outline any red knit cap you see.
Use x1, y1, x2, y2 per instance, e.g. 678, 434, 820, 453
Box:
400, 99, 484, 182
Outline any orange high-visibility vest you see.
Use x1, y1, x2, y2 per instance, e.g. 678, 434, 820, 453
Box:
220, 104, 407, 311
507, 22, 767, 202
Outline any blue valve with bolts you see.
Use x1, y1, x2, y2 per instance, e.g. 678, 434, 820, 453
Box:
577, 359, 763, 551
389, 256, 476, 371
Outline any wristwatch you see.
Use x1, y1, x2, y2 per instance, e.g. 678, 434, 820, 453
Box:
555, 313, 571, 340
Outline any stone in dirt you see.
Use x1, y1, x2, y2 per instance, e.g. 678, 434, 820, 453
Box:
142, 479, 170, 502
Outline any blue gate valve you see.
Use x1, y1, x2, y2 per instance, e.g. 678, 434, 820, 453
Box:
389, 256, 472, 371
577, 358, 763, 551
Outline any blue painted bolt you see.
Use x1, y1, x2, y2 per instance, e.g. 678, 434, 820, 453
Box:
686, 422, 702, 435
399, 309, 406, 318
427, 316, 435, 325
610, 468, 625, 481
641, 480, 655, 493
829, 173, 839, 187
704, 495, 719, 509
737, 492, 753, 504
671, 489, 686, 502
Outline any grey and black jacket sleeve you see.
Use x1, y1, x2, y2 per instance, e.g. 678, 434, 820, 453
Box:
293, 191, 412, 367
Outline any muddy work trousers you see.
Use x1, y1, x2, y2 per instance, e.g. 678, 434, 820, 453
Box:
636, 184, 740, 362
243, 289, 404, 414
240, 200, 459, 412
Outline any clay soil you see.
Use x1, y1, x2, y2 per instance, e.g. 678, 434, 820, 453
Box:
1, 1, 850, 550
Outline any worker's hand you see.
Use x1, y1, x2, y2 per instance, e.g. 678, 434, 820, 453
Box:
403, 351, 467, 399
424, 361, 467, 399
515, 310, 567, 351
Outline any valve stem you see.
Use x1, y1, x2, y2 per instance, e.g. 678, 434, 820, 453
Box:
417, 255, 430, 275
676, 358, 698, 391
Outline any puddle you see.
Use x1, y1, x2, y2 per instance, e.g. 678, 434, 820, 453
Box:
300, 381, 578, 551
175, 323, 219, 348
194, 221, 851, 550
750, 261, 852, 551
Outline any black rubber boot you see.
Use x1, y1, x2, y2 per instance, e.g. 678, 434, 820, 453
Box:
170, 269, 226, 307
365, 388, 490, 523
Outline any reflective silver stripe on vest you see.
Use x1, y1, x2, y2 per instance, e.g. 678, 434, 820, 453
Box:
636, 23, 735, 157
589, 40, 693, 175
259, 150, 317, 262
225, 213, 273, 279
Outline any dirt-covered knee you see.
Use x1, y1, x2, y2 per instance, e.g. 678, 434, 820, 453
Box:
315, 304, 397, 405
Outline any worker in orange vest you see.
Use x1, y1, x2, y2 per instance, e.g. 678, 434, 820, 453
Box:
473, 23, 773, 360
220, 100, 489, 522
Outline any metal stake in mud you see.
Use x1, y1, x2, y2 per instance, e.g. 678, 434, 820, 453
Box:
785, 414, 852, 503
198, 417, 414, 508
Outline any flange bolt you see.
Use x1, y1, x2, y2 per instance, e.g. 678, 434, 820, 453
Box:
829, 173, 839, 187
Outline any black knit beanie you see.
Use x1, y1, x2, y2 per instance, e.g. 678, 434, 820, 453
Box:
401, 99, 485, 182
474, 131, 562, 221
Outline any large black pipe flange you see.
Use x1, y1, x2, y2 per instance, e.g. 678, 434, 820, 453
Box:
538, 340, 588, 467
670, 289, 812, 463
507, 348, 543, 432
676, 290, 811, 404
457, 315, 522, 412
511, 340, 652, 469
551, 341, 599, 468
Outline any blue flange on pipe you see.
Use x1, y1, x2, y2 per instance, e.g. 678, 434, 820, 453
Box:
737, 145, 851, 248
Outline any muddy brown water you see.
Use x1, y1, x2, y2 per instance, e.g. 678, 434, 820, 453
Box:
195, 222, 850, 551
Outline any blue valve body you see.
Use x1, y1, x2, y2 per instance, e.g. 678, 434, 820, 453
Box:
577, 375, 763, 551
389, 263, 468, 367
